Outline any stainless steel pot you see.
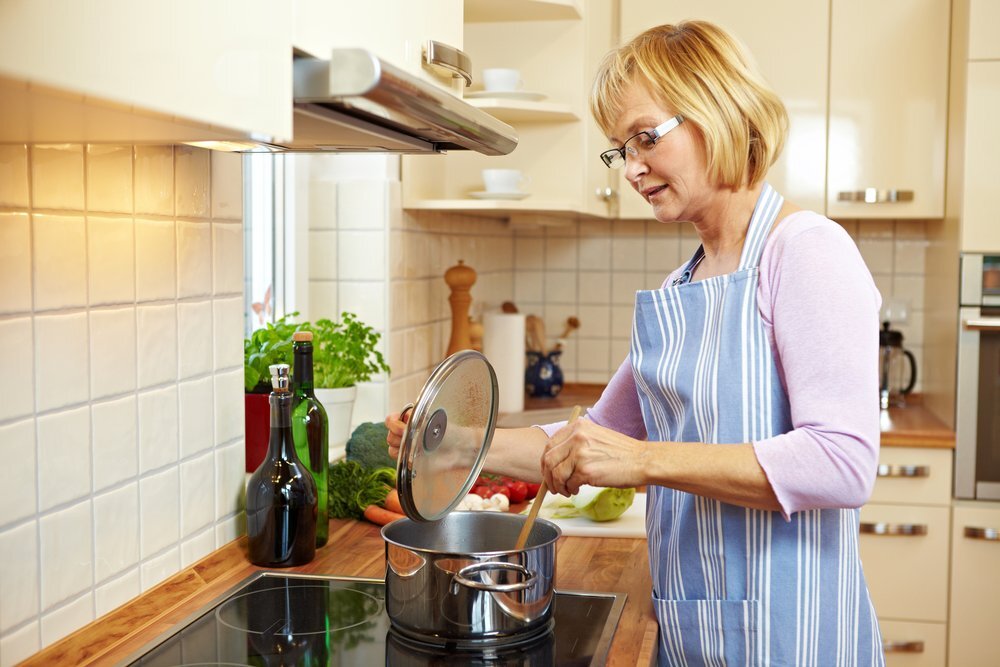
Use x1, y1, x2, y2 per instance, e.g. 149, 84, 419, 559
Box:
381, 511, 560, 642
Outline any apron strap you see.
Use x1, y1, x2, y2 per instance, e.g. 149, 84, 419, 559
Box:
737, 182, 784, 271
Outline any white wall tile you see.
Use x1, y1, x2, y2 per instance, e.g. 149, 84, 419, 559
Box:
39, 500, 92, 609
858, 238, 894, 274
543, 271, 576, 304
34, 312, 89, 412
338, 231, 385, 280
136, 304, 177, 388
0, 317, 34, 421
177, 301, 213, 379
135, 218, 177, 302
611, 272, 645, 305
611, 305, 634, 339
39, 593, 93, 649
175, 146, 210, 219
212, 222, 243, 295
578, 272, 611, 305
611, 236, 645, 272
139, 467, 179, 558
0, 144, 29, 208
89, 307, 137, 399
214, 441, 245, 521
91, 396, 137, 492
0, 212, 33, 314
338, 281, 386, 332
0, 520, 38, 632
577, 338, 612, 372
0, 420, 36, 527
32, 213, 87, 311
134, 146, 173, 216
578, 235, 611, 271
93, 483, 139, 582
86, 145, 132, 214
545, 237, 578, 271
37, 407, 91, 512
87, 216, 136, 306
338, 180, 386, 229
309, 230, 338, 280
308, 281, 338, 320
0, 620, 39, 666
215, 513, 242, 548
213, 297, 243, 371
514, 237, 544, 270
214, 370, 244, 446
94, 569, 140, 617
180, 453, 214, 536
178, 378, 213, 458
177, 221, 212, 299
139, 547, 179, 592
514, 271, 543, 304
308, 180, 338, 230
31, 144, 84, 211
210, 151, 243, 221
137, 386, 179, 474
180, 529, 216, 568
577, 305, 611, 338
645, 235, 680, 273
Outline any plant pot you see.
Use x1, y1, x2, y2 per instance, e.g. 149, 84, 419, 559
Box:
314, 386, 357, 463
244, 392, 270, 473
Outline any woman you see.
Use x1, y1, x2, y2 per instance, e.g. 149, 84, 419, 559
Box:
388, 20, 884, 666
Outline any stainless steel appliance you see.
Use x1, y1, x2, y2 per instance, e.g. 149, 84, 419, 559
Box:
116, 572, 625, 666
955, 253, 1000, 499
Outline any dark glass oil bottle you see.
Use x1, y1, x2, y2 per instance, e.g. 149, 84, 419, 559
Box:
246, 363, 317, 567
291, 331, 329, 546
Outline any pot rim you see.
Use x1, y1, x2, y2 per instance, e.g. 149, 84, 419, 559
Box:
380, 514, 562, 556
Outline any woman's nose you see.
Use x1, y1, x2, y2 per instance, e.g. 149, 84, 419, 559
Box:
624, 154, 648, 185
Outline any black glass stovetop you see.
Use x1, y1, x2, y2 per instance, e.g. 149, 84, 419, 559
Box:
119, 572, 625, 666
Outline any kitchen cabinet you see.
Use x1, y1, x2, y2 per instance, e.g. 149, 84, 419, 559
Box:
0, 0, 292, 144
958, 60, 1000, 252
616, 0, 949, 221
293, 0, 465, 95
401, 0, 619, 218
617, 0, 830, 219
948, 501, 1000, 667
968, 0, 1000, 60
858, 447, 951, 662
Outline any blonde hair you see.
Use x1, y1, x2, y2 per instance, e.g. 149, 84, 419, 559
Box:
591, 21, 788, 189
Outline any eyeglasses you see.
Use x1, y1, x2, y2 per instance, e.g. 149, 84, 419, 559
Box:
599, 115, 684, 169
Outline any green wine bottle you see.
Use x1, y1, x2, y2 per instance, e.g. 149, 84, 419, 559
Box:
292, 331, 329, 546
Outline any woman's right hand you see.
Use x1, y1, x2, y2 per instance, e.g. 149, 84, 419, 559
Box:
384, 412, 409, 459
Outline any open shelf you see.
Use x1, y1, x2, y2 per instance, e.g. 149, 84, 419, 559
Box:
465, 97, 578, 122
465, 0, 581, 23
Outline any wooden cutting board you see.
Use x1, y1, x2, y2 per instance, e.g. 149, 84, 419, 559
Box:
525, 492, 648, 539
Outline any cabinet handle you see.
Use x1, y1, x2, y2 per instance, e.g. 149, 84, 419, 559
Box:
964, 526, 1000, 541
882, 640, 924, 653
423, 40, 473, 86
962, 317, 1000, 331
837, 189, 914, 203
859, 522, 927, 536
876, 464, 929, 478
595, 187, 617, 201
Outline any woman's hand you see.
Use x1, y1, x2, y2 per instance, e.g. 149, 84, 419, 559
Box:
384, 412, 409, 459
541, 419, 650, 496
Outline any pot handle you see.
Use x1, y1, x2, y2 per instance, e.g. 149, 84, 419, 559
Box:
453, 562, 536, 593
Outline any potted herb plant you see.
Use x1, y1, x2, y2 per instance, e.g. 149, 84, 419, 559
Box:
243, 312, 390, 470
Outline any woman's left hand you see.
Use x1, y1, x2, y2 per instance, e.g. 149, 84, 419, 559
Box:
541, 419, 650, 496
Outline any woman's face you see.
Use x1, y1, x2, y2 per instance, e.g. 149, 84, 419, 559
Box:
609, 83, 715, 224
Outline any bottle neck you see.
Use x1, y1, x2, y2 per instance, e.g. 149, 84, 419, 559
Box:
293, 341, 315, 395
268, 391, 300, 461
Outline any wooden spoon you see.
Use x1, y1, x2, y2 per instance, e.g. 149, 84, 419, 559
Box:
553, 316, 580, 352
514, 405, 583, 551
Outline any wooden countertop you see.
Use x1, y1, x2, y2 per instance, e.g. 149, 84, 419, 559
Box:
24, 520, 655, 667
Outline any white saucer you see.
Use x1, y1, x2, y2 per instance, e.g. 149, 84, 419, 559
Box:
465, 90, 547, 102
469, 191, 530, 201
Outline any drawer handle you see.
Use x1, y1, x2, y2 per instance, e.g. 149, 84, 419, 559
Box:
883, 640, 925, 653
423, 40, 473, 86
859, 522, 927, 536
876, 464, 929, 478
962, 317, 1000, 331
837, 189, 914, 203
964, 526, 1000, 541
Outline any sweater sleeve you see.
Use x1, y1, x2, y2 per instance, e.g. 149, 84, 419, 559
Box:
752, 214, 882, 517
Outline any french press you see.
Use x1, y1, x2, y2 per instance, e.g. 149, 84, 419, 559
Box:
878, 321, 917, 409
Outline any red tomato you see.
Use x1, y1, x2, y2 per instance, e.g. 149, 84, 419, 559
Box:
508, 481, 528, 503
525, 482, 541, 500
490, 485, 510, 498
472, 485, 492, 498
500, 477, 516, 489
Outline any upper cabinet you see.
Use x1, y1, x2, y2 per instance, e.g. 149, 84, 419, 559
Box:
826, 0, 950, 220
618, 0, 949, 221
0, 0, 292, 144
401, 0, 619, 218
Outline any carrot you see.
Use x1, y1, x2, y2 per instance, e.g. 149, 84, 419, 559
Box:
364, 504, 405, 526
383, 488, 404, 515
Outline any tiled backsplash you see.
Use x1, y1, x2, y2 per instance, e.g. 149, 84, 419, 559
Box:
0, 144, 245, 665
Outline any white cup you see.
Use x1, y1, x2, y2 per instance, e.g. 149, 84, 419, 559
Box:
482, 168, 528, 194
482, 68, 523, 93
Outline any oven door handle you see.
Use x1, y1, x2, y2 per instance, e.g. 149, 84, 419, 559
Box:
963, 317, 1000, 330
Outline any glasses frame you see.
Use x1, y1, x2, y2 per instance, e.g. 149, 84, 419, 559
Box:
599, 115, 685, 168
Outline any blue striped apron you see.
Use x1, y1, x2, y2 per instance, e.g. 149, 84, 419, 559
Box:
631, 184, 884, 666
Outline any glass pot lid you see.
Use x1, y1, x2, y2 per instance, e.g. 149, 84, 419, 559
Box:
396, 350, 499, 522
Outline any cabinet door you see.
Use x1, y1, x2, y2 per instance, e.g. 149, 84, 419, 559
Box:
867, 447, 953, 506
293, 0, 465, 96
0, 0, 292, 142
826, 0, 949, 219
617, 1, 829, 219
968, 0, 1000, 60
960, 61, 1000, 252
949, 502, 1000, 667
878, 620, 947, 667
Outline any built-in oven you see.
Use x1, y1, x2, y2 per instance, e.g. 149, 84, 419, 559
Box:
955, 253, 1000, 499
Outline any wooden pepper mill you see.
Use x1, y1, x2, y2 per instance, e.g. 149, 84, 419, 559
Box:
445, 260, 477, 356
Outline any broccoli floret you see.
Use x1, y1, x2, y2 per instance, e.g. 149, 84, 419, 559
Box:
345, 421, 397, 471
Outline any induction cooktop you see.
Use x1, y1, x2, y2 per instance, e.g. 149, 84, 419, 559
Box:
118, 572, 625, 666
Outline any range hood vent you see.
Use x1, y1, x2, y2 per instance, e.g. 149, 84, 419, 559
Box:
260, 49, 517, 155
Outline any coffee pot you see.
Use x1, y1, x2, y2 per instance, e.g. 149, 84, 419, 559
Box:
879, 321, 917, 409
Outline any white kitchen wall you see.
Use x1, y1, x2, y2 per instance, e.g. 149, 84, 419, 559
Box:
0, 144, 246, 665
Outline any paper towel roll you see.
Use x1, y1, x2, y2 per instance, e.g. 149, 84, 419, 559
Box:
483, 312, 526, 414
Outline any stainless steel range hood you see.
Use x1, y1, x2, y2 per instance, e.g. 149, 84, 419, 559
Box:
259, 49, 517, 155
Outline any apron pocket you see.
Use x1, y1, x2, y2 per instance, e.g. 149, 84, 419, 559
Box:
652, 595, 761, 667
